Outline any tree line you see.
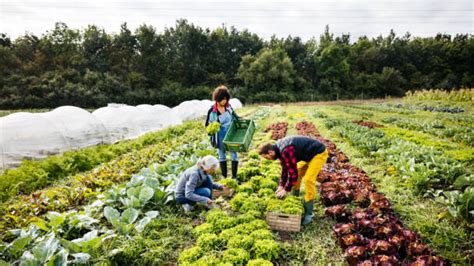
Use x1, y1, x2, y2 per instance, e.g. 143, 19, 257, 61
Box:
0, 20, 472, 108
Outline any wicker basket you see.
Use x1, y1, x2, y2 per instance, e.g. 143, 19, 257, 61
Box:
266, 212, 301, 232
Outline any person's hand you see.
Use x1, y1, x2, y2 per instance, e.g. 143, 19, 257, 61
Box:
276, 188, 287, 199
207, 199, 214, 205
276, 189, 287, 198
275, 186, 283, 195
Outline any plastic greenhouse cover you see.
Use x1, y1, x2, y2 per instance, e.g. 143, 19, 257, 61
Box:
1, 112, 71, 169
39, 106, 110, 148
152, 104, 171, 112
229, 98, 243, 109
0, 98, 242, 171
92, 106, 135, 143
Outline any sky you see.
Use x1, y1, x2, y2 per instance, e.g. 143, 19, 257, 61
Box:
0, 0, 472, 41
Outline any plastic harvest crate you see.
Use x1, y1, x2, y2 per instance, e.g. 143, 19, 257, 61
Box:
223, 119, 256, 152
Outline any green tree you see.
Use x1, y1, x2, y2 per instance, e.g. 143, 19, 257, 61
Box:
82, 25, 111, 72
40, 22, 82, 70
110, 23, 137, 78
162, 19, 210, 86
316, 43, 350, 99
237, 48, 296, 96
134, 24, 165, 88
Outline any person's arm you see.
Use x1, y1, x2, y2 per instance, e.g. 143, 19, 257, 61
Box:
205, 108, 213, 127
212, 180, 224, 190
279, 159, 288, 189
228, 105, 240, 120
184, 173, 210, 203
280, 146, 298, 192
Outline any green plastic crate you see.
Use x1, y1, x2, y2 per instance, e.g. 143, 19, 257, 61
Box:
223, 119, 256, 152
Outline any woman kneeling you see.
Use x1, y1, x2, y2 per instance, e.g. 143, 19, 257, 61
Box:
175, 155, 225, 212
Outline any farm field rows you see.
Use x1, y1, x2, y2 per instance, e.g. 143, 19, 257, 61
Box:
0, 91, 472, 265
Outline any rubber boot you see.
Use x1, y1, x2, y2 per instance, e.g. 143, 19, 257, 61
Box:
220, 161, 227, 178
231, 161, 239, 181
302, 200, 314, 225
292, 190, 300, 197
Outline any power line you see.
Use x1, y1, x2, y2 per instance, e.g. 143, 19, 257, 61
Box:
2, 10, 473, 19
3, 0, 472, 2
2, 11, 472, 21
3, 18, 471, 25
1, 5, 473, 12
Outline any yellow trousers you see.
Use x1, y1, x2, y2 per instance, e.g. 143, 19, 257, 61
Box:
293, 149, 329, 202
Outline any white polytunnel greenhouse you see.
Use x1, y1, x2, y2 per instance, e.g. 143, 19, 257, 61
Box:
0, 98, 242, 171
152, 104, 171, 112
136, 104, 153, 110
229, 98, 243, 109
1, 112, 71, 169
39, 106, 111, 148
92, 105, 139, 143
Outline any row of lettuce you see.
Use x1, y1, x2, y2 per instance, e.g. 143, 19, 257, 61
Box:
0, 107, 276, 265
178, 157, 302, 265
0, 122, 209, 233
344, 105, 473, 147
0, 121, 204, 204
178, 110, 305, 265
0, 134, 217, 265
322, 117, 473, 224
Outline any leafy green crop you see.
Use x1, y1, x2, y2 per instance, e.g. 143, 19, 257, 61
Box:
0, 122, 199, 204
103, 207, 159, 235
0, 126, 214, 264
217, 178, 239, 190
328, 117, 473, 222
206, 121, 221, 134
250, 229, 274, 240
248, 258, 274, 266
192, 223, 214, 237
227, 234, 254, 249
222, 248, 250, 264
178, 246, 203, 264
253, 239, 280, 261
0, 122, 208, 232
266, 196, 303, 215
196, 233, 222, 251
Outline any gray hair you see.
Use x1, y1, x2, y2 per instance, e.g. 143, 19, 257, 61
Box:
197, 155, 220, 171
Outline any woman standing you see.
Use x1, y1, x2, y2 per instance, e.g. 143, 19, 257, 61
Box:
205, 85, 239, 180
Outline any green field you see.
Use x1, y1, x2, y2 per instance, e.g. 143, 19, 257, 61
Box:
0, 90, 472, 265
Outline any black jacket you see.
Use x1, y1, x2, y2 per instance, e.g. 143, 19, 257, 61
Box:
276, 136, 326, 162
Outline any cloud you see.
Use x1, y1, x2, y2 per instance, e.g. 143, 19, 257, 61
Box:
0, 0, 472, 40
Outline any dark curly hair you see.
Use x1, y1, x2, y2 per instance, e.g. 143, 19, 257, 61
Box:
212, 85, 231, 103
